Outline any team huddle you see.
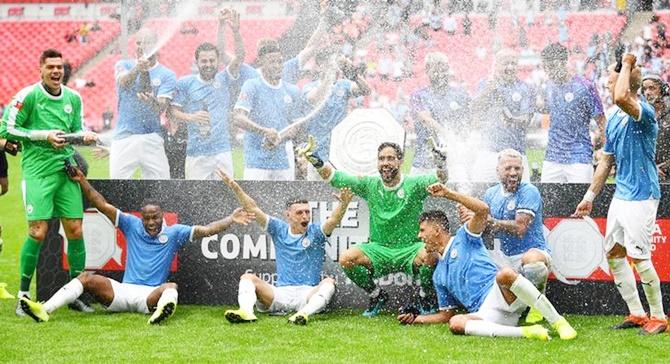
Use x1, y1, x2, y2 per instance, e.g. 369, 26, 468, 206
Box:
0, 42, 667, 339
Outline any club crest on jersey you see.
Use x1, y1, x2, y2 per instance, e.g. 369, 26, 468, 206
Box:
63, 104, 73, 114
301, 237, 311, 248
396, 188, 405, 199
212, 80, 221, 89
283, 94, 293, 104
507, 199, 516, 210
336, 88, 346, 97
151, 78, 162, 87
449, 101, 460, 110
564, 92, 574, 102
158, 234, 169, 244
450, 248, 458, 259
512, 92, 522, 102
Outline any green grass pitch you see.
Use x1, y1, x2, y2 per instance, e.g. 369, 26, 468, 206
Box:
0, 147, 665, 363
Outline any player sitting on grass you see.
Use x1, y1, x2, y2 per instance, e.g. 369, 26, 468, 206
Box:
397, 183, 577, 341
217, 168, 353, 325
298, 138, 447, 316
20, 167, 254, 324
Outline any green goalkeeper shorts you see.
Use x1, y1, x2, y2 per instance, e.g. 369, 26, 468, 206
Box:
358, 241, 424, 278
22, 171, 83, 221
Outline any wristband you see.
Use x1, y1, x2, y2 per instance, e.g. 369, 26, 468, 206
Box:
583, 190, 596, 203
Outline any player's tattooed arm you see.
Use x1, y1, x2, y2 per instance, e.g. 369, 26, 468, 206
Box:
322, 188, 353, 236
428, 183, 489, 235
193, 207, 255, 239
613, 53, 641, 120
487, 212, 533, 238
69, 168, 117, 222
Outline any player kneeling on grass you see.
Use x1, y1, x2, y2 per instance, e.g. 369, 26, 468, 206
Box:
217, 168, 353, 325
20, 167, 254, 324
396, 183, 577, 341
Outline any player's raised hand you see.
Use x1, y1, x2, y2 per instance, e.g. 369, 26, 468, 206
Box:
427, 183, 451, 198
231, 207, 255, 225
226, 9, 240, 31
296, 135, 325, 168
572, 200, 593, 218
622, 53, 637, 67
215, 167, 235, 186
47, 131, 66, 149
334, 187, 354, 204
218, 8, 232, 24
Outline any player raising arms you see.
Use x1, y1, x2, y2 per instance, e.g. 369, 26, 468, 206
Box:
299, 140, 447, 316
1, 49, 97, 315
218, 169, 353, 325
20, 167, 254, 324
398, 184, 576, 340
574, 54, 667, 335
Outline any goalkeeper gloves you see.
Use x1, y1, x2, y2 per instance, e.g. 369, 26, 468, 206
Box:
428, 136, 448, 182
296, 135, 325, 169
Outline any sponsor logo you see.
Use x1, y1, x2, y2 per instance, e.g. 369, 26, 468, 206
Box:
396, 189, 405, 199
564, 92, 574, 102
13, 100, 23, 110
26, 204, 33, 214
450, 248, 458, 259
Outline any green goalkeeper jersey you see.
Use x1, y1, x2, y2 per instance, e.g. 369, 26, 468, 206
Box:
0, 82, 83, 178
330, 170, 439, 247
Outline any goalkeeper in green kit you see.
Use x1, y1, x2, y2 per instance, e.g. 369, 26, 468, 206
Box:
0, 49, 97, 315
297, 136, 448, 316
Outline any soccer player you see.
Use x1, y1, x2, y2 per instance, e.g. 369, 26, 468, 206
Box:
111, 27, 176, 179
461, 148, 551, 323
1, 49, 97, 315
472, 49, 535, 182
574, 54, 668, 334
233, 43, 310, 181
397, 184, 576, 341
302, 53, 371, 180
170, 11, 246, 179
299, 140, 447, 316
19, 167, 254, 324
217, 169, 353, 325
409, 52, 470, 176
539, 43, 605, 183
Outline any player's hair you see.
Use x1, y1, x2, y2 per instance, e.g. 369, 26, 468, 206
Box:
424, 52, 449, 68
285, 198, 309, 209
497, 148, 523, 163
40, 49, 62, 64
378, 142, 404, 160
419, 210, 450, 232
258, 44, 281, 59
256, 38, 278, 50
495, 48, 518, 67
141, 198, 163, 210
541, 43, 568, 63
195, 42, 219, 60
607, 63, 643, 93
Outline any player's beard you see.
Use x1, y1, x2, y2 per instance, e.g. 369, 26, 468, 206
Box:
200, 67, 217, 81
379, 165, 399, 183
503, 176, 519, 193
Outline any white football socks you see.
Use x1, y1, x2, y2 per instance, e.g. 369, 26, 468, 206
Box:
156, 288, 178, 308
238, 279, 257, 314
509, 275, 561, 324
635, 259, 665, 320
464, 320, 523, 337
44, 278, 84, 313
609, 258, 645, 317
301, 281, 335, 315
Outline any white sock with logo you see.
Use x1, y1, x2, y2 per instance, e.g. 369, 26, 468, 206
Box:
238, 279, 257, 314
464, 320, 523, 337
44, 278, 83, 313
609, 258, 645, 317
635, 259, 665, 320
301, 281, 335, 315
